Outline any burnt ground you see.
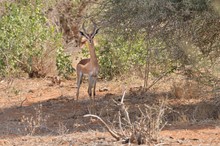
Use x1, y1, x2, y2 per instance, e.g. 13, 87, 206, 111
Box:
0, 77, 220, 145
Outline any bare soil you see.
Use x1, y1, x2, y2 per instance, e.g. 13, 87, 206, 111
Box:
0, 77, 219, 145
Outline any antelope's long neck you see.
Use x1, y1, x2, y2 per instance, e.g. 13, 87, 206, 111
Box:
88, 41, 98, 65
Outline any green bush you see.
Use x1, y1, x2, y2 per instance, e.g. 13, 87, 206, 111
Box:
81, 34, 176, 80
56, 47, 74, 78
0, 1, 50, 77
0, 1, 73, 78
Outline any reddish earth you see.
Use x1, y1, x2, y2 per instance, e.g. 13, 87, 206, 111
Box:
0, 77, 219, 145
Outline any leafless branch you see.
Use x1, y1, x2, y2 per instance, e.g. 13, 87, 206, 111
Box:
84, 90, 167, 144
145, 69, 171, 91
20, 97, 28, 107
118, 111, 126, 136
83, 114, 121, 140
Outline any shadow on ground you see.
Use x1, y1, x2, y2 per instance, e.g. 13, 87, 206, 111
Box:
0, 83, 219, 138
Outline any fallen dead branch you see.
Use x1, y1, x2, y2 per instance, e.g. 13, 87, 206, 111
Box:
84, 90, 167, 145
83, 114, 121, 141
20, 97, 28, 107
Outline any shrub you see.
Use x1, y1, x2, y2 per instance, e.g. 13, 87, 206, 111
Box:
81, 34, 176, 80
56, 47, 74, 78
0, 1, 73, 78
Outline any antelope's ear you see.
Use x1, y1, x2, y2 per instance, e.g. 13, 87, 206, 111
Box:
80, 31, 90, 39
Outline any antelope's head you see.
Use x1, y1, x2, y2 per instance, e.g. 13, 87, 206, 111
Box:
79, 21, 99, 44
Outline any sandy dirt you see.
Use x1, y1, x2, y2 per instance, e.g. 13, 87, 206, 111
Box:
0, 77, 219, 145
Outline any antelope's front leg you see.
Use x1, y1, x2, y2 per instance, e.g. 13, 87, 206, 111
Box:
93, 77, 97, 98
88, 75, 97, 100
88, 75, 93, 99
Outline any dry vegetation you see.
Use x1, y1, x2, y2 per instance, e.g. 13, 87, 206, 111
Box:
0, 0, 220, 145
0, 74, 219, 145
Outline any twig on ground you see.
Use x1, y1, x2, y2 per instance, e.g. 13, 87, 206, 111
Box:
84, 89, 167, 145
20, 97, 28, 107
83, 114, 121, 140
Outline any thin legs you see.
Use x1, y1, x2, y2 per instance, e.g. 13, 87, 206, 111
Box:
76, 72, 83, 100
76, 73, 97, 100
88, 75, 97, 100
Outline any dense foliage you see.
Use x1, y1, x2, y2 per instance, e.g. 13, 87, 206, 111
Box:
0, 0, 73, 78
0, 0, 219, 86
89, 0, 220, 83
91, 35, 176, 80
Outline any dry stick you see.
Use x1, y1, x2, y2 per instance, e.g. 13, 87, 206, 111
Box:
145, 70, 171, 91
144, 47, 151, 89
112, 90, 131, 125
120, 91, 131, 125
118, 111, 126, 137
20, 97, 28, 107
84, 90, 132, 142
156, 101, 165, 129
157, 101, 167, 132
111, 90, 131, 126
121, 90, 126, 104
83, 114, 121, 141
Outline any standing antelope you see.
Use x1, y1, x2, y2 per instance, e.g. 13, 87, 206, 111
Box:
76, 21, 99, 100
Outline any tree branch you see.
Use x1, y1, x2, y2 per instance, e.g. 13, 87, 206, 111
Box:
83, 114, 121, 140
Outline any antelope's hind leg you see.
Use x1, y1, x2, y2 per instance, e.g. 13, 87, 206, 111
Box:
88, 75, 97, 100
76, 72, 83, 100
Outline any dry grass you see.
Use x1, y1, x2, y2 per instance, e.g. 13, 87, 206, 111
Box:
171, 78, 210, 100
0, 75, 219, 145
19, 104, 50, 136
84, 91, 168, 145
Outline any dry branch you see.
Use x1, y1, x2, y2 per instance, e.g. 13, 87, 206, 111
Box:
83, 114, 121, 140
20, 97, 28, 107
145, 69, 172, 91
84, 90, 167, 145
